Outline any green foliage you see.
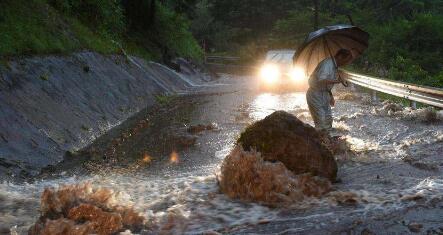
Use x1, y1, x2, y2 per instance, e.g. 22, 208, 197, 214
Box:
39, 73, 50, 81
433, 71, 443, 88
271, 10, 347, 48
203, 0, 443, 88
367, 14, 443, 73
121, 0, 203, 60
0, 0, 202, 62
48, 0, 125, 35
388, 55, 429, 83
271, 11, 314, 48
0, 0, 118, 56
163, 0, 198, 15
69, 19, 119, 54
0, 0, 72, 55
154, 4, 203, 60
189, 0, 238, 52
362, 13, 443, 87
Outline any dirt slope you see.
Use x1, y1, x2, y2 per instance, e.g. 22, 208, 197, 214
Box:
0, 52, 210, 180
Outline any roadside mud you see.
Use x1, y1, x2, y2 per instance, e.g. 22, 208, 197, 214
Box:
37, 95, 202, 179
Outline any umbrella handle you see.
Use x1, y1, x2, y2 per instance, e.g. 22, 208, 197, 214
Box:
324, 36, 349, 87
338, 74, 349, 87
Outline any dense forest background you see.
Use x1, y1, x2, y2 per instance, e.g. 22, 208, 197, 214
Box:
0, 0, 442, 86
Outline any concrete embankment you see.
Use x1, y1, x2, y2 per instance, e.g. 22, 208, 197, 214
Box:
0, 52, 212, 180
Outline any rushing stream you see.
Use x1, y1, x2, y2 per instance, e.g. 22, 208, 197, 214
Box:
1, 76, 443, 234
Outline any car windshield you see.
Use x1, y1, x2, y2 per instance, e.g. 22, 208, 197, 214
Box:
265, 50, 295, 64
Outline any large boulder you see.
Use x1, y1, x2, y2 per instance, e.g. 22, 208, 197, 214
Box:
238, 111, 337, 181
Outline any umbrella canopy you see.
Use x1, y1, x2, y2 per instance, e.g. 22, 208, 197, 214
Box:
293, 24, 369, 77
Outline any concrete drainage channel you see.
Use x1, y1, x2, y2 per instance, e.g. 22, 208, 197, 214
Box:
0, 52, 217, 181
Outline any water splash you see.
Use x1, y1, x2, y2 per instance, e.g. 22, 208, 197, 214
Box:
218, 146, 331, 206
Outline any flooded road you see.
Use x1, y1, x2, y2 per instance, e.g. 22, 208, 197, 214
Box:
1, 75, 443, 234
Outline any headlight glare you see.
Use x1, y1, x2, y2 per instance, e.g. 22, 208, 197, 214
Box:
260, 64, 280, 83
290, 67, 306, 82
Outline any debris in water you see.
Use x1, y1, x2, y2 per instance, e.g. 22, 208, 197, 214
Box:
399, 107, 440, 122
171, 134, 197, 148
158, 210, 188, 234
218, 146, 331, 206
170, 151, 179, 164
402, 156, 438, 171
187, 123, 217, 134
381, 100, 404, 113
335, 91, 361, 101
238, 111, 337, 181
337, 112, 364, 121
361, 228, 376, 235
333, 121, 350, 133
374, 101, 441, 123
328, 191, 362, 206
28, 183, 144, 235
408, 222, 423, 233
400, 193, 424, 201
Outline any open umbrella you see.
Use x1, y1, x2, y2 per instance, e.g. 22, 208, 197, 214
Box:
293, 24, 369, 86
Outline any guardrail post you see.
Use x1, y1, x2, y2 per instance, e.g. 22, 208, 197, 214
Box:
410, 101, 417, 109
371, 90, 378, 103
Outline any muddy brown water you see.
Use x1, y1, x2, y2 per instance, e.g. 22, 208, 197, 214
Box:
1, 75, 443, 234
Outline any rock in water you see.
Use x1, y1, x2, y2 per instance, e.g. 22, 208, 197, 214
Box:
238, 111, 337, 181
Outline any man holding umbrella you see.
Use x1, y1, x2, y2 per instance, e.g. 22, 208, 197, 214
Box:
293, 25, 369, 134
306, 49, 352, 133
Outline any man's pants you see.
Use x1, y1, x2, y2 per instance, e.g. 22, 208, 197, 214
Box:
306, 89, 333, 132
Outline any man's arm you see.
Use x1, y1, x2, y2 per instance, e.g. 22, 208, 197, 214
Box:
316, 59, 342, 85
318, 70, 348, 85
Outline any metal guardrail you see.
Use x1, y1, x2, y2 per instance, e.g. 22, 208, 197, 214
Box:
205, 56, 240, 61
344, 70, 443, 108
203, 55, 443, 108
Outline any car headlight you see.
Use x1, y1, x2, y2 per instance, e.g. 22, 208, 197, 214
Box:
290, 66, 306, 82
260, 64, 280, 83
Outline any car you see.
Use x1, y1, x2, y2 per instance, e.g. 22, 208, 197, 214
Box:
258, 50, 308, 91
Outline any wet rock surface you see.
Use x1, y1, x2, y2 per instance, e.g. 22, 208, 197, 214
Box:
238, 111, 337, 181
